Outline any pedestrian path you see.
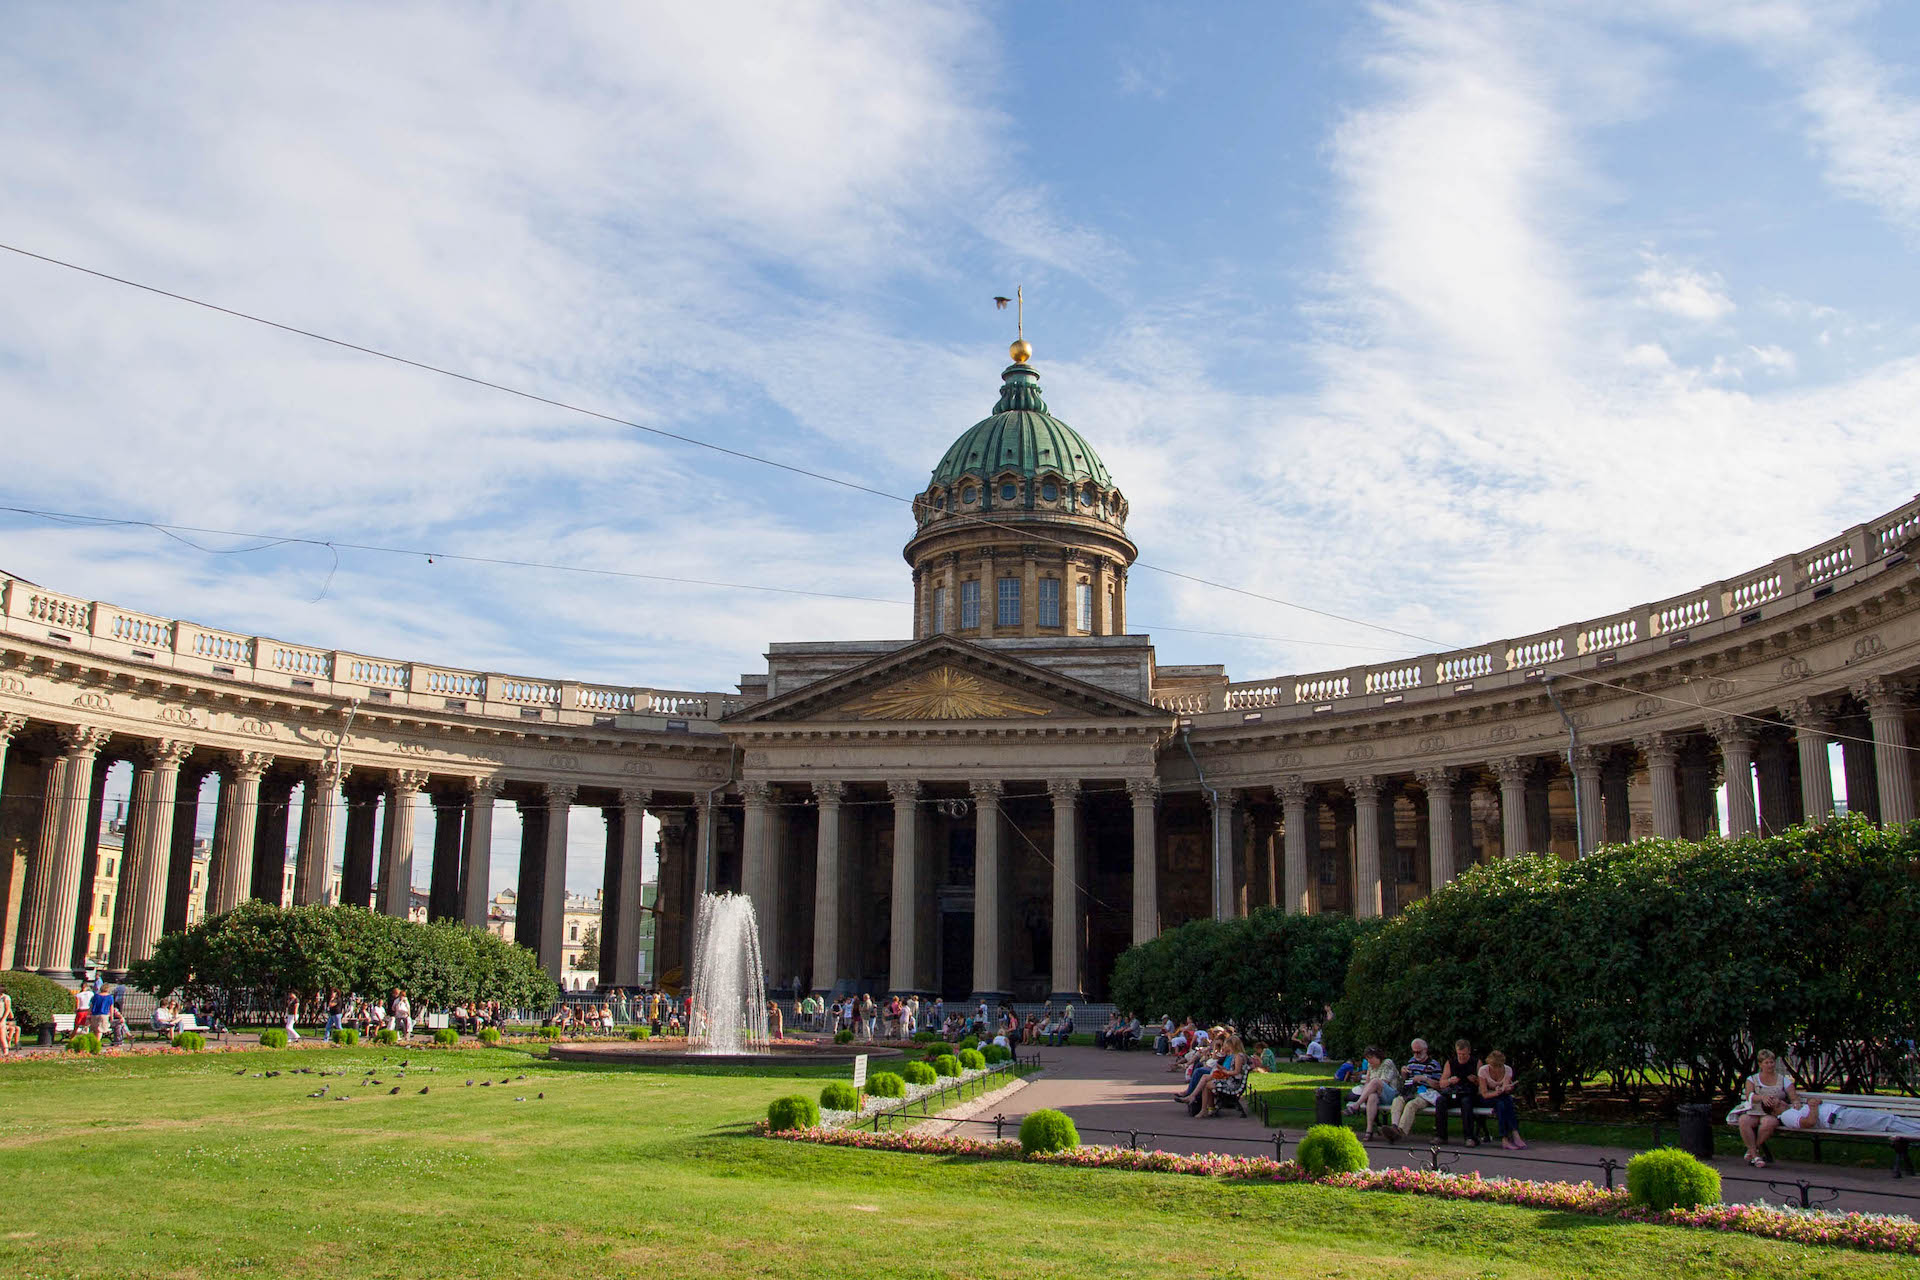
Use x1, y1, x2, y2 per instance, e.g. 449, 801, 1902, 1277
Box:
994, 1046, 1920, 1218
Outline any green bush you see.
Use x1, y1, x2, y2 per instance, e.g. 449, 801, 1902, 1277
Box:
375, 1028, 400, 1045
258, 1028, 288, 1048
959, 1048, 986, 1070
833, 1029, 854, 1044
538, 1025, 561, 1041
912, 1030, 936, 1043
1295, 1124, 1369, 1176
1018, 1109, 1079, 1154
627, 1026, 645, 1040
766, 1094, 821, 1132
1, 971, 75, 1032
983, 1043, 1009, 1064
865, 1071, 906, 1099
174, 1031, 206, 1052
902, 1061, 936, 1086
932, 1053, 961, 1078
334, 1028, 360, 1046
1627, 1148, 1721, 1210
433, 1027, 459, 1046
923, 1041, 954, 1060
68, 1032, 102, 1054
819, 1081, 860, 1110
478, 1027, 500, 1045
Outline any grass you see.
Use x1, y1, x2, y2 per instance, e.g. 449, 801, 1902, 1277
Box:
1248, 1062, 1902, 1170
0, 1044, 1907, 1279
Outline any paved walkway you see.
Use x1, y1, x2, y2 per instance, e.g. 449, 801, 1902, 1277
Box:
991, 1047, 1920, 1218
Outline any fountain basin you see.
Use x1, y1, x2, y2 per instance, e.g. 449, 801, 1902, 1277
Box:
548, 1040, 905, 1067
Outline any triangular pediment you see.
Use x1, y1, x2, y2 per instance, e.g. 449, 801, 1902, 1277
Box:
727, 635, 1169, 726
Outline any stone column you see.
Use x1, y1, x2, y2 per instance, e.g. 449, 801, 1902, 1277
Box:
461, 778, 499, 927
1600, 755, 1632, 844
598, 802, 625, 988
515, 797, 549, 958
692, 794, 718, 900
248, 773, 296, 905
1857, 678, 1916, 826
656, 808, 690, 986
1710, 719, 1759, 837
294, 760, 346, 906
1785, 699, 1837, 822
887, 780, 922, 995
107, 738, 191, 976
1679, 747, 1717, 840
1840, 727, 1881, 824
1126, 777, 1159, 943
740, 780, 777, 971
1206, 787, 1242, 921
971, 780, 1009, 999
540, 783, 576, 980
810, 780, 844, 996
1347, 776, 1382, 919
206, 750, 270, 919
1492, 756, 1531, 855
19, 725, 111, 977
1570, 747, 1603, 855
1633, 735, 1683, 838
1278, 776, 1310, 915
339, 777, 381, 909
377, 770, 429, 918
426, 789, 465, 921
1756, 732, 1798, 833
1416, 768, 1456, 888
163, 762, 211, 935
1048, 778, 1084, 1000
613, 788, 649, 988
0, 713, 21, 799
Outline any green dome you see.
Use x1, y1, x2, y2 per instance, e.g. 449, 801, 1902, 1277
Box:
930, 363, 1112, 490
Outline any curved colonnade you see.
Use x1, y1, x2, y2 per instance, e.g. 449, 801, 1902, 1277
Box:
2, 492, 1918, 1000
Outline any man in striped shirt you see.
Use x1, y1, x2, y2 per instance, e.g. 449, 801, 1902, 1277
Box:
1385, 1039, 1445, 1140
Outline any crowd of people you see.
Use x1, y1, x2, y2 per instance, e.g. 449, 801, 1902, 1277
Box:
1333, 1037, 1527, 1149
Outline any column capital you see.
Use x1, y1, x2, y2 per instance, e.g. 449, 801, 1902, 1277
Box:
1277, 774, 1311, 806
0, 712, 26, 744
1490, 755, 1531, 785
658, 806, 689, 832
1782, 697, 1836, 733
58, 723, 112, 757
1124, 776, 1160, 805
887, 779, 922, 803
543, 781, 578, 806
391, 768, 431, 793
471, 774, 503, 801
812, 778, 845, 805
142, 738, 196, 769
1047, 777, 1081, 803
619, 786, 652, 809
740, 779, 774, 807
1853, 675, 1914, 712
968, 778, 1005, 804
1708, 717, 1756, 753
1630, 735, 1677, 766
1345, 775, 1380, 803
1414, 766, 1456, 793
225, 748, 273, 779
1570, 744, 1604, 775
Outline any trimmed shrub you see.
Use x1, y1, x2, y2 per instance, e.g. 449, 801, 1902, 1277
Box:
334, 1028, 360, 1046
375, 1028, 400, 1045
865, 1071, 906, 1099
174, 1031, 206, 1052
1018, 1109, 1079, 1154
923, 1041, 954, 1061
68, 1032, 102, 1055
627, 1026, 645, 1040
833, 1029, 854, 1044
1295, 1124, 1369, 1176
766, 1094, 821, 1132
902, 1061, 936, 1086
432, 1028, 459, 1046
538, 1025, 562, 1041
912, 1030, 936, 1043
1627, 1148, 1721, 1211
258, 1028, 289, 1048
1, 971, 77, 1032
478, 1027, 500, 1045
983, 1043, 1010, 1064
932, 1053, 961, 1078
959, 1048, 986, 1070
819, 1081, 860, 1110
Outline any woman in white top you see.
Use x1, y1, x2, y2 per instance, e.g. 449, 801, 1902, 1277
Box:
0, 988, 16, 1056
1739, 1049, 1798, 1168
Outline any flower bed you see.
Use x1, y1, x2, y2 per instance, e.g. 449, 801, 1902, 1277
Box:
817, 1062, 1007, 1125
759, 1125, 1920, 1257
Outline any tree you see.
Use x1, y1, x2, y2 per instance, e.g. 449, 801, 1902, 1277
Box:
577, 924, 600, 972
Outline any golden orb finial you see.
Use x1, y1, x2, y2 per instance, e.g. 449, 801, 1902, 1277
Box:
1010, 337, 1033, 364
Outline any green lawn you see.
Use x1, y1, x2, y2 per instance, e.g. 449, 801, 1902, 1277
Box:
0, 1044, 1905, 1279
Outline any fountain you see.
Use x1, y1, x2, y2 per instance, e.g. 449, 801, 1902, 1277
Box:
687, 892, 768, 1055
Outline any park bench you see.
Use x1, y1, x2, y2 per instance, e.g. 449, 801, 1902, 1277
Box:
426, 1013, 450, 1031
1727, 1093, 1920, 1177
51, 1013, 76, 1040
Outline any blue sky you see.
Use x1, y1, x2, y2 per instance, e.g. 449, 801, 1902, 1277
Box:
4, 1, 1919, 896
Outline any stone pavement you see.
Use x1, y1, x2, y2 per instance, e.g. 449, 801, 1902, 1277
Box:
982, 1046, 1920, 1218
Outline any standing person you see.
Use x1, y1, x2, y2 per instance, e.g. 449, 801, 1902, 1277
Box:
0, 985, 16, 1056
87, 981, 114, 1038
391, 989, 413, 1040
283, 991, 303, 1044
767, 999, 784, 1040
1434, 1040, 1483, 1147
1479, 1050, 1525, 1149
324, 990, 343, 1042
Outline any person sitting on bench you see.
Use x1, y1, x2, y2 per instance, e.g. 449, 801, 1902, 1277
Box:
1738, 1049, 1799, 1168
1434, 1039, 1482, 1147
1780, 1099, 1920, 1137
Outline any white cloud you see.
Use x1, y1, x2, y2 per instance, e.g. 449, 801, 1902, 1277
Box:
1636, 260, 1736, 321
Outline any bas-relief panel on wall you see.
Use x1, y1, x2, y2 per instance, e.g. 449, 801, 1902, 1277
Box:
844, 665, 1053, 721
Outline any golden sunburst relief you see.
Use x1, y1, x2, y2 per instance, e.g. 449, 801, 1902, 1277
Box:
845, 665, 1053, 720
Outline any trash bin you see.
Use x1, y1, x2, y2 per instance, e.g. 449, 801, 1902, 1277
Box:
1676, 1103, 1715, 1161
1314, 1086, 1344, 1128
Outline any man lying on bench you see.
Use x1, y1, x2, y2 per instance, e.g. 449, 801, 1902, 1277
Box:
1780, 1100, 1920, 1137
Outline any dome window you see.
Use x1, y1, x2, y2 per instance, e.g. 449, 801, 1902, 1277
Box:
961, 485, 977, 505
1040, 480, 1058, 502
999, 482, 1018, 502
1082, 484, 1097, 506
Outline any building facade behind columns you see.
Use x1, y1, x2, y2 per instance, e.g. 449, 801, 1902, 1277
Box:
3, 338, 1920, 1003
